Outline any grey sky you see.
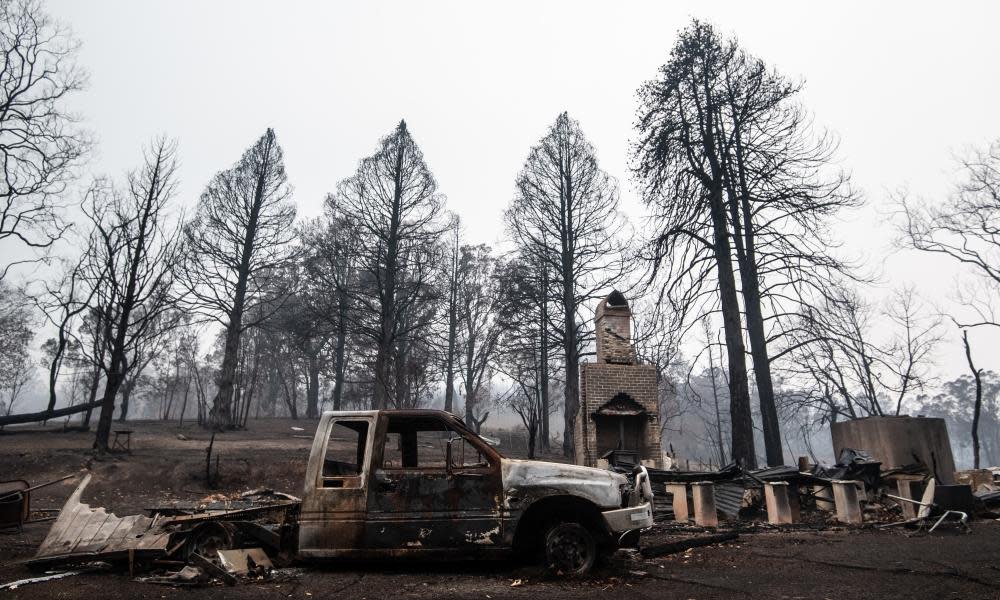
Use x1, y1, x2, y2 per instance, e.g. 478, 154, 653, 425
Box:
40, 0, 1000, 383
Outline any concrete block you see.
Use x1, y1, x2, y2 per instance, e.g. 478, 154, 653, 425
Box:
764, 481, 795, 525
665, 483, 689, 523
831, 416, 956, 483
831, 480, 862, 524
691, 482, 718, 527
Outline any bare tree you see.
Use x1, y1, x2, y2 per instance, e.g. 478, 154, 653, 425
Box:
0, 282, 34, 419
897, 140, 1000, 329
634, 19, 858, 467
633, 22, 757, 468
495, 253, 556, 450
496, 357, 545, 459
115, 318, 170, 422
35, 250, 98, 415
301, 214, 361, 411
439, 216, 461, 414
180, 128, 297, 429
75, 305, 107, 427
264, 263, 333, 418
0, 0, 89, 277
916, 371, 1000, 468
717, 43, 858, 467
962, 329, 984, 469
632, 300, 687, 457
506, 112, 630, 458
455, 244, 502, 432
82, 138, 182, 451
327, 120, 446, 409
781, 286, 941, 425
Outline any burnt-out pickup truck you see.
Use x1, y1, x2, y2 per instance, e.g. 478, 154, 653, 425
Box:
298, 409, 653, 572
30, 409, 653, 575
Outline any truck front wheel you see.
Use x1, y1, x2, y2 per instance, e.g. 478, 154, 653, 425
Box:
543, 522, 597, 575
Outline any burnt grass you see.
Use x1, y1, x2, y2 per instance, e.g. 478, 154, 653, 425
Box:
2, 418, 1000, 599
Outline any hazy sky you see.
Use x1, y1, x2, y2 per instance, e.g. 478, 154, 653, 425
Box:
36, 0, 1000, 383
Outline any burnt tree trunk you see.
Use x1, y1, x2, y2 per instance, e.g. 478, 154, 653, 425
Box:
728, 192, 781, 466
464, 332, 477, 428
94, 167, 162, 451
726, 124, 783, 466
539, 264, 550, 450
372, 139, 405, 410
443, 230, 459, 415
559, 150, 580, 459
306, 351, 320, 418
444, 284, 459, 414
332, 296, 347, 411
211, 136, 274, 429
707, 178, 757, 469
964, 330, 984, 469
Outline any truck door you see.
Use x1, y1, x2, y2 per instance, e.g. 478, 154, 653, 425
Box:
298, 414, 374, 557
364, 414, 503, 551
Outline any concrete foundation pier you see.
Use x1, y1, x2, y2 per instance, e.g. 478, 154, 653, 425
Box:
831, 480, 863, 524
691, 482, 718, 527
665, 483, 689, 523
764, 481, 795, 524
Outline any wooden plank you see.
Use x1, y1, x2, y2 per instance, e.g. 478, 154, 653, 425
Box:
36, 502, 87, 556
71, 510, 112, 553
103, 515, 141, 547
87, 511, 124, 547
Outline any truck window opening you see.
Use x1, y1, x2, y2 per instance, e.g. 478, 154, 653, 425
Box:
323, 420, 369, 478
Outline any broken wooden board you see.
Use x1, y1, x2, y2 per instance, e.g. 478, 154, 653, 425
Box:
217, 547, 273, 574
27, 474, 171, 568
189, 552, 237, 585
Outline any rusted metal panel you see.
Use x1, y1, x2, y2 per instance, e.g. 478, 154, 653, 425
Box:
298, 413, 377, 554
29, 475, 172, 566
502, 459, 626, 510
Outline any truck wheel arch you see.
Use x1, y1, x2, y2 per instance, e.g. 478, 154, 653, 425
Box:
511, 495, 608, 556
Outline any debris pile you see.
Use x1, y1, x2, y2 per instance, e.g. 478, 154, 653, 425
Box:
21, 474, 299, 587
611, 448, 997, 533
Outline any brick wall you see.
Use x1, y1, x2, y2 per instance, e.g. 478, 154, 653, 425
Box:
576, 362, 662, 468
595, 303, 635, 365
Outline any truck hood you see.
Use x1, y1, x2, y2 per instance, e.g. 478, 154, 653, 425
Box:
500, 458, 626, 509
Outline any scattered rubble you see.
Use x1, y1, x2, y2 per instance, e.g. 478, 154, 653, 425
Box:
26, 473, 298, 576
14, 409, 1000, 589
610, 447, 997, 534
0, 570, 85, 591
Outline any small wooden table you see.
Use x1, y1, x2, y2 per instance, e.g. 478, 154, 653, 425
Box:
112, 430, 133, 453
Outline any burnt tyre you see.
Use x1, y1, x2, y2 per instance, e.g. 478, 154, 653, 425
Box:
183, 521, 238, 562
543, 522, 597, 575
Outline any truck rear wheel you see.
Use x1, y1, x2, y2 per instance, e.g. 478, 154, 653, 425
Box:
543, 522, 597, 575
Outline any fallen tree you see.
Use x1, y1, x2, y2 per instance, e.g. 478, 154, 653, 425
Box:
0, 400, 102, 427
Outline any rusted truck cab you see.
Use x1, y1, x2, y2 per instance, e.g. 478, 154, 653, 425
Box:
298, 409, 653, 573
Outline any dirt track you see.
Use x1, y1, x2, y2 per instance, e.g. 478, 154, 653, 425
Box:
2, 419, 999, 599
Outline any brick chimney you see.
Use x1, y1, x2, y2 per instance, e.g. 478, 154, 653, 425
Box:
595, 290, 635, 365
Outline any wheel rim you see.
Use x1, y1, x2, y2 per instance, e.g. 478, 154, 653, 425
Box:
186, 522, 235, 562
547, 526, 592, 573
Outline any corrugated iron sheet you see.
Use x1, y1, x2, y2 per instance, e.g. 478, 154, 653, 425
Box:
28, 474, 171, 566
713, 481, 745, 518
